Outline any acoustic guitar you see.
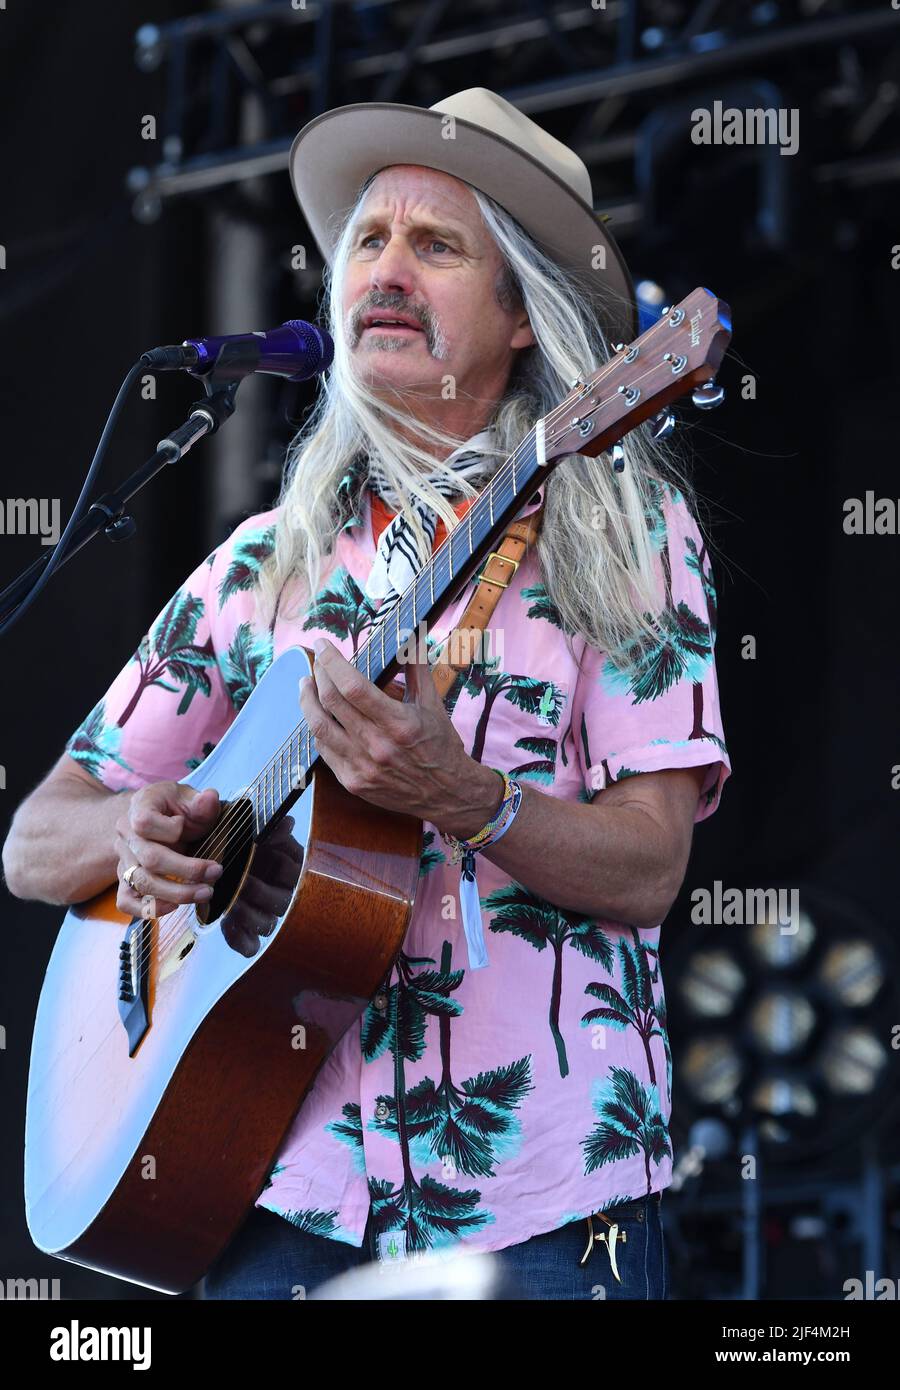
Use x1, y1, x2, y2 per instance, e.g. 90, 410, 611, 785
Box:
24, 288, 731, 1291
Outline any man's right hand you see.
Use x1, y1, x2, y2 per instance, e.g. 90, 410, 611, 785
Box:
115, 781, 224, 920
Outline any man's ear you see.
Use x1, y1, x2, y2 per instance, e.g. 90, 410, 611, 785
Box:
510, 313, 536, 351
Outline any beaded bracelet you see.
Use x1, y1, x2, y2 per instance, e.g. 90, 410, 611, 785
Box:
440, 769, 522, 862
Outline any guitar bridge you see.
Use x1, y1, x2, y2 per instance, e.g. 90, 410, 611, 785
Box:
118, 917, 152, 1055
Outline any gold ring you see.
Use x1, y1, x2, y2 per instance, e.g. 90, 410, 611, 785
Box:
123, 863, 141, 892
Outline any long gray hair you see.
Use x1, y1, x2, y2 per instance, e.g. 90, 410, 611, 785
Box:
255, 175, 696, 657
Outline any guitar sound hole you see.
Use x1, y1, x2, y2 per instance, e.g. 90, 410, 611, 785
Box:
195, 798, 256, 927
220, 813, 304, 955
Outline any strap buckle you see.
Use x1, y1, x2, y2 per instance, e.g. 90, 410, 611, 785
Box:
476, 552, 519, 589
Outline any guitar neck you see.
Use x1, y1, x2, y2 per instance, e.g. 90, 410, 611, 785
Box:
253, 422, 552, 838
355, 423, 550, 686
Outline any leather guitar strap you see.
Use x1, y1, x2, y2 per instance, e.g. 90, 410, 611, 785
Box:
428, 500, 545, 701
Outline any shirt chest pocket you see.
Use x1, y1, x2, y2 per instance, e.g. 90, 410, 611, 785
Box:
449, 666, 571, 786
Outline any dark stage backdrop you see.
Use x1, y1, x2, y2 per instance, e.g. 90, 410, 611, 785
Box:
0, 0, 216, 1299
0, 1, 897, 1299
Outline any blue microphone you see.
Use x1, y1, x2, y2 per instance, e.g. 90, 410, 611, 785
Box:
142, 319, 334, 381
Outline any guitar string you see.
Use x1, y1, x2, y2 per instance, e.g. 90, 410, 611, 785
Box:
129, 320, 702, 973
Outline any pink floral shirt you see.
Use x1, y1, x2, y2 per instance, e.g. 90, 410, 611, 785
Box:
65, 477, 731, 1257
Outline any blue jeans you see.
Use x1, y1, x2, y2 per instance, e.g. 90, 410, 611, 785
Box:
202, 1192, 668, 1300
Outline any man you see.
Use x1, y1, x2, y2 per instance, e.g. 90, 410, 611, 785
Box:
3, 89, 730, 1299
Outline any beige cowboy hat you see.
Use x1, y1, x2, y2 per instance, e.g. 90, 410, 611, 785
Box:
288, 86, 638, 344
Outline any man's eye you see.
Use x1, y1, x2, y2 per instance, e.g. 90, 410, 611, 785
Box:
429, 240, 451, 253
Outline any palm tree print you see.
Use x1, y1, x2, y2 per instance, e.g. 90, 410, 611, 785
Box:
302, 566, 377, 654
482, 882, 614, 1078
118, 591, 216, 724
279, 1208, 341, 1236
260, 1162, 344, 1237
559, 704, 593, 773
461, 655, 565, 763
601, 489, 726, 756
261, 1161, 285, 1190
419, 830, 445, 876
655, 990, 672, 1107
372, 943, 533, 1179
360, 950, 463, 1066
365, 947, 494, 1251
217, 523, 291, 635
66, 699, 133, 779
219, 622, 273, 712
683, 533, 724, 746
367, 1173, 489, 1254
185, 740, 217, 772
336, 457, 365, 532
326, 1102, 365, 1172
601, 594, 710, 706
216, 525, 276, 610
520, 582, 566, 630
509, 734, 558, 785
581, 935, 667, 1089
581, 1065, 671, 1194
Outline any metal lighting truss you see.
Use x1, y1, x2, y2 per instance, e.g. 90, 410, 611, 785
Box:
126, 0, 900, 242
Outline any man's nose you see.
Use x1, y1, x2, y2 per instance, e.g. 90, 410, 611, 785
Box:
369, 234, 418, 298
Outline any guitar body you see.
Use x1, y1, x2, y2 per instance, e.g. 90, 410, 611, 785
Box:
24, 645, 422, 1293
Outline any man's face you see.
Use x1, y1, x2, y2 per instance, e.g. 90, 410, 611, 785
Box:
342, 165, 534, 402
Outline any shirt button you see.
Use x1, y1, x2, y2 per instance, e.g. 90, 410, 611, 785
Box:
375, 1102, 390, 1120
373, 993, 388, 1012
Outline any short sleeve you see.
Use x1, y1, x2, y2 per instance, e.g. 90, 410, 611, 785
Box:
568, 487, 731, 822
62, 529, 258, 793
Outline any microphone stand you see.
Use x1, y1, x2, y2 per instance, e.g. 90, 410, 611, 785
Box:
0, 376, 241, 630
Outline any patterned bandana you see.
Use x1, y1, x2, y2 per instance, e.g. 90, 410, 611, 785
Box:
362, 429, 500, 614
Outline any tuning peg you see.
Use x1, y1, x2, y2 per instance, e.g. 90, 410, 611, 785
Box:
650, 410, 676, 441
692, 379, 725, 410
610, 442, 625, 473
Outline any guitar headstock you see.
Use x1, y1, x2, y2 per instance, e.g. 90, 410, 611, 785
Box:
544, 287, 732, 462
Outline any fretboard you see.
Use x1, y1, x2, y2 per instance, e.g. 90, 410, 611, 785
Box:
250, 423, 549, 838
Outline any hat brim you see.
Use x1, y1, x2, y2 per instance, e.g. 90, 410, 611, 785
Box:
288, 101, 638, 344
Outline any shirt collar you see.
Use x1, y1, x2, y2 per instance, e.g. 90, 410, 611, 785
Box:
338, 428, 544, 529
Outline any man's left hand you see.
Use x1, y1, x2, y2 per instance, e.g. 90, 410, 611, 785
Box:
299, 637, 501, 838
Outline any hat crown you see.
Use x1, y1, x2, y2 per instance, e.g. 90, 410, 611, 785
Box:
429, 87, 593, 208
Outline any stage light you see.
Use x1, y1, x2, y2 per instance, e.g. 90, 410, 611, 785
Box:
817, 940, 885, 1008
748, 909, 816, 967
681, 1036, 743, 1106
818, 1026, 888, 1097
750, 1076, 818, 1119
747, 990, 817, 1056
667, 884, 900, 1162
678, 950, 745, 1018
